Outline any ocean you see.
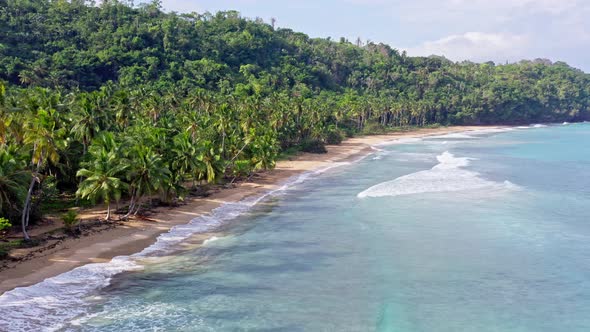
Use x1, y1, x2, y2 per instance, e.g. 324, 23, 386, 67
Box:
2, 123, 590, 331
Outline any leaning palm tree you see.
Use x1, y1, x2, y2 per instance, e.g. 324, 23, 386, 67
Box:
21, 109, 65, 240
76, 149, 127, 221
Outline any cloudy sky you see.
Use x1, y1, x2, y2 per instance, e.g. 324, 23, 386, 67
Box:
161, 0, 590, 72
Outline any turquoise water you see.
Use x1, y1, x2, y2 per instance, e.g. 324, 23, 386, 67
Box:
4, 124, 590, 331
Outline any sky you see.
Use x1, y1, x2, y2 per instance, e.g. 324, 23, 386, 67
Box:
160, 0, 590, 72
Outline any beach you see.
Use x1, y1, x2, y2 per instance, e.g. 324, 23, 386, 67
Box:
0, 126, 491, 295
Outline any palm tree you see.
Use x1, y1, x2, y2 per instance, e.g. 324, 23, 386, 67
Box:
249, 129, 278, 171
21, 109, 65, 240
196, 140, 225, 184
89, 131, 119, 155
124, 145, 171, 217
171, 133, 202, 188
76, 149, 127, 221
0, 147, 29, 217
70, 95, 100, 155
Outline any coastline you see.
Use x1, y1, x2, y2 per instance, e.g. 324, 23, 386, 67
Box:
0, 125, 496, 295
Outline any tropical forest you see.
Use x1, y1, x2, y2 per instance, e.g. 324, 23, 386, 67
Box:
0, 0, 589, 243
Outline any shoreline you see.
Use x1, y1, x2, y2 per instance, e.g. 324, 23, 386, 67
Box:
0, 126, 498, 295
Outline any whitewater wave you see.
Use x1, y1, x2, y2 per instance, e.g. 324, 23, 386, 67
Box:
517, 124, 553, 129
469, 128, 514, 135
203, 236, 221, 246
430, 128, 514, 140
69, 299, 195, 330
370, 146, 387, 160
0, 256, 143, 331
0, 161, 353, 332
429, 132, 477, 139
375, 137, 423, 147
357, 152, 518, 198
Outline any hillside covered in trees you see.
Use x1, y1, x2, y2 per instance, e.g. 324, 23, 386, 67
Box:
0, 0, 589, 238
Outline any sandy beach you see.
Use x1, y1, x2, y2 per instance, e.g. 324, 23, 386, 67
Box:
0, 126, 494, 295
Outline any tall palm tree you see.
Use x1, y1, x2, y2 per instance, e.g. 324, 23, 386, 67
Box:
76, 149, 127, 221
249, 129, 278, 171
70, 95, 100, 155
171, 133, 202, 188
21, 109, 65, 240
124, 145, 171, 217
196, 140, 225, 184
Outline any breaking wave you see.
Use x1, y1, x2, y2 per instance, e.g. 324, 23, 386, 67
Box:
374, 137, 423, 147
469, 128, 514, 135
203, 236, 221, 246
358, 152, 518, 198
429, 132, 477, 139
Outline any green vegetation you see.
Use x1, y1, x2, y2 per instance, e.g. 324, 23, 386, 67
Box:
0, 1, 589, 240
0, 217, 10, 232
61, 210, 79, 233
300, 139, 328, 154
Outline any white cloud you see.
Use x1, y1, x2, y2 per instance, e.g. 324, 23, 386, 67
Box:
447, 0, 584, 14
404, 32, 530, 63
347, 0, 582, 14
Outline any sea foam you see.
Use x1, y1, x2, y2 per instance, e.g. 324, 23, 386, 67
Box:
0, 161, 353, 332
203, 236, 221, 246
469, 128, 514, 135
0, 256, 143, 331
374, 137, 423, 147
431, 128, 515, 140
358, 152, 517, 198
429, 132, 476, 139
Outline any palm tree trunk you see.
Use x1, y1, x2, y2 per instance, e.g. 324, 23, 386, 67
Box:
221, 128, 226, 159
21, 176, 36, 240
123, 195, 135, 219
133, 197, 142, 216
105, 203, 111, 221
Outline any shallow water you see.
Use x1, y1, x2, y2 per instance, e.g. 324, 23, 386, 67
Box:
3, 124, 590, 331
